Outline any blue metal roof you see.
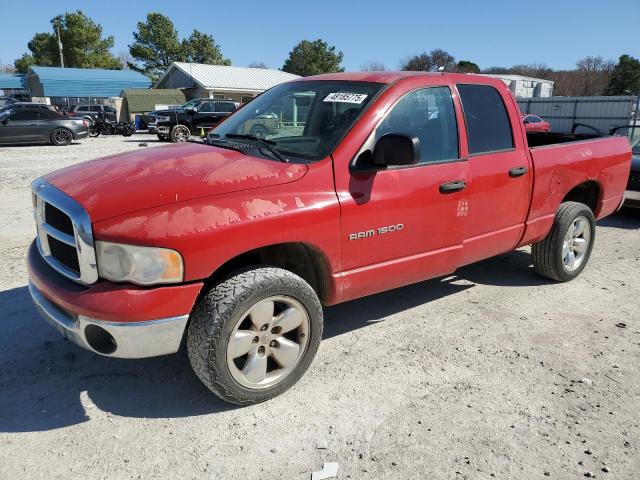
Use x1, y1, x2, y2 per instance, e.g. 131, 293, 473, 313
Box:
29, 66, 151, 97
0, 74, 26, 89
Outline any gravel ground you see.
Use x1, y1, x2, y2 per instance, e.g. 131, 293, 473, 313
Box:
0, 135, 639, 479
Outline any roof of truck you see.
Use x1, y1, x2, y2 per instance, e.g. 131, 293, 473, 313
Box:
299, 71, 503, 85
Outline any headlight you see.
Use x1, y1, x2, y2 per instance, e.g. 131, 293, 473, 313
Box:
96, 241, 183, 285
155, 115, 171, 122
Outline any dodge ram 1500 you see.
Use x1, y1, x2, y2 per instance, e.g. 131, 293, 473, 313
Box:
28, 72, 631, 405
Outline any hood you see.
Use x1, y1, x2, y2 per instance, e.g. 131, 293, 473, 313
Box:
45, 143, 308, 222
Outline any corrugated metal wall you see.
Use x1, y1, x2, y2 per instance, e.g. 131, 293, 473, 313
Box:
517, 96, 636, 134
28, 67, 151, 98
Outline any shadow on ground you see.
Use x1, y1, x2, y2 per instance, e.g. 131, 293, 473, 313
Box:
0, 247, 545, 433
597, 207, 640, 229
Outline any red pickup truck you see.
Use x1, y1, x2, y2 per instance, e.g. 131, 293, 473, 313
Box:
28, 72, 631, 405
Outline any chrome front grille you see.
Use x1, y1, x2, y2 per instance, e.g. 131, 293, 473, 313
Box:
32, 179, 98, 285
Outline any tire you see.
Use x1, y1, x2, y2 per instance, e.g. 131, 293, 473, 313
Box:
531, 201, 596, 282
249, 124, 268, 139
187, 266, 323, 405
50, 128, 73, 146
89, 128, 100, 137
170, 124, 190, 143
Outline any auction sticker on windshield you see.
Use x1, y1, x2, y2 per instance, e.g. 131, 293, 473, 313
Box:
324, 93, 368, 104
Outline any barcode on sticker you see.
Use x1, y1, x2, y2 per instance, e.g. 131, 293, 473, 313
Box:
323, 93, 368, 104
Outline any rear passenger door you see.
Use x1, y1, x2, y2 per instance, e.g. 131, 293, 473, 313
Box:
456, 83, 532, 265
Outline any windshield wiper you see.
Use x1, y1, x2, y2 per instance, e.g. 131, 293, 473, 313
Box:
224, 134, 288, 163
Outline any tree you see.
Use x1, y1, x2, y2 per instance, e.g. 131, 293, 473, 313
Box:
182, 30, 230, 65
575, 56, 614, 96
401, 49, 456, 72
248, 62, 268, 69
282, 39, 344, 76
14, 54, 36, 74
607, 54, 640, 95
128, 13, 185, 81
509, 63, 553, 79
360, 61, 386, 71
456, 60, 480, 74
13, 10, 120, 73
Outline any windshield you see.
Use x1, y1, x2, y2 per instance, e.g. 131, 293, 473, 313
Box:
211, 80, 384, 160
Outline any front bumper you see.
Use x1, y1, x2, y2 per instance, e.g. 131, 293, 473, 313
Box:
29, 282, 189, 358
27, 241, 202, 358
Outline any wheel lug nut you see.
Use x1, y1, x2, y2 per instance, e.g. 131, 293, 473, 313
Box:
271, 326, 282, 335
260, 324, 269, 331
270, 340, 278, 348
258, 346, 265, 354
252, 336, 259, 344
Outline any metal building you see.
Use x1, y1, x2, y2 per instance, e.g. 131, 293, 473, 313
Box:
156, 63, 299, 103
0, 74, 28, 99
483, 74, 554, 98
26, 66, 151, 103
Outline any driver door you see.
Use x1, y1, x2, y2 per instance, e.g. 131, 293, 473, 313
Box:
335, 85, 469, 300
1, 110, 41, 143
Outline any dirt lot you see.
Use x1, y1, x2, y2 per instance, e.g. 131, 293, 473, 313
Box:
0, 135, 639, 479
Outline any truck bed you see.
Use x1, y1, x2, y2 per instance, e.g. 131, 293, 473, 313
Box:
526, 131, 603, 148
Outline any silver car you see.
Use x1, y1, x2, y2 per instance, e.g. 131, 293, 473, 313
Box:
0, 106, 88, 146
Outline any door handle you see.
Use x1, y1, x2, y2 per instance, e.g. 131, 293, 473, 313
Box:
509, 166, 528, 177
439, 180, 466, 194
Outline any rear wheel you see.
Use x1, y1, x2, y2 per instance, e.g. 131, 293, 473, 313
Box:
531, 201, 595, 281
51, 128, 73, 146
187, 266, 323, 405
250, 124, 268, 139
170, 124, 190, 143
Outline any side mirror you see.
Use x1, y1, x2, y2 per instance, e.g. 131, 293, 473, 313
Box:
373, 133, 420, 167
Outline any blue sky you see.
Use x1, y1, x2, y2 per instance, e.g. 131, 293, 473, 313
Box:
1, 0, 638, 71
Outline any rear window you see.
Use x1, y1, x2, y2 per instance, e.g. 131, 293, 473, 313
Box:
457, 84, 514, 155
216, 102, 237, 113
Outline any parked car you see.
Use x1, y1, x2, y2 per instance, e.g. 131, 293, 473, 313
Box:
0, 106, 88, 146
522, 114, 551, 133
148, 99, 239, 142
69, 104, 118, 123
27, 72, 630, 405
0, 96, 18, 108
624, 137, 640, 207
0, 102, 58, 114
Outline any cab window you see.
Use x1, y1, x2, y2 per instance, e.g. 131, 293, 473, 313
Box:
375, 86, 459, 164
457, 84, 514, 154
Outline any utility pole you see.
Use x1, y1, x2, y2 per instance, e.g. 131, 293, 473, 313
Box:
56, 22, 64, 68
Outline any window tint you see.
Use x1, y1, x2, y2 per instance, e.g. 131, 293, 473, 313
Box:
530, 116, 542, 123
198, 101, 215, 112
89, 106, 101, 112
105, 106, 116, 113
11, 111, 39, 121
216, 102, 236, 113
38, 110, 57, 119
457, 84, 514, 154
77, 106, 88, 112
375, 86, 458, 164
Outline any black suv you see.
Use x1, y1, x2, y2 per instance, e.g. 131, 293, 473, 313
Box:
148, 99, 239, 142
70, 104, 118, 123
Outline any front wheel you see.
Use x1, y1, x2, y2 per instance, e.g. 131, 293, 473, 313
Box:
88, 128, 100, 137
531, 201, 596, 282
170, 124, 190, 142
187, 267, 323, 405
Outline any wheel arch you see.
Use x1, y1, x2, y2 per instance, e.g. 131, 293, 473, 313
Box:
199, 242, 334, 306
561, 180, 601, 214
